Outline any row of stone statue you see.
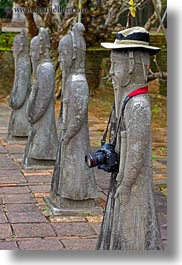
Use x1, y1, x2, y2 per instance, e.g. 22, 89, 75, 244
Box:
7, 24, 163, 250
8, 23, 98, 213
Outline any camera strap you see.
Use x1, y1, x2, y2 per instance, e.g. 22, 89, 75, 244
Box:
114, 85, 149, 144
121, 86, 148, 116
101, 103, 115, 145
101, 86, 148, 146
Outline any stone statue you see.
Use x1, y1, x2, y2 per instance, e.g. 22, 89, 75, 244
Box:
48, 23, 99, 214
8, 29, 31, 144
22, 28, 58, 169
96, 27, 164, 250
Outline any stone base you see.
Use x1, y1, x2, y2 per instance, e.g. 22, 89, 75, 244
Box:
7, 135, 28, 145
22, 157, 55, 170
45, 196, 103, 216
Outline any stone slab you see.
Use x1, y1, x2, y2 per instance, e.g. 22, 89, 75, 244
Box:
0, 145, 7, 154
0, 224, 12, 239
25, 175, 51, 184
5, 144, 25, 154
1, 193, 36, 204
0, 170, 26, 184
5, 203, 42, 213
61, 238, 98, 250
89, 222, 102, 235
0, 241, 18, 250
29, 185, 51, 194
0, 206, 8, 223
0, 186, 30, 194
45, 196, 103, 217
12, 223, 56, 238
18, 238, 64, 250
51, 222, 97, 237
7, 211, 47, 224
5, 203, 47, 223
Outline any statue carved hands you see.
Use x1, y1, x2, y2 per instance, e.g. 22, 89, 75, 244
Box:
114, 183, 131, 205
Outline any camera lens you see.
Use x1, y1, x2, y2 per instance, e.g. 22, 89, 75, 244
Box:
85, 154, 94, 168
85, 151, 106, 168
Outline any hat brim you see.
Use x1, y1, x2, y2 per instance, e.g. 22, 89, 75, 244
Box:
101, 42, 160, 55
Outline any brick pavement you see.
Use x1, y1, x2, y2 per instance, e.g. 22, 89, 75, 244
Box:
0, 102, 167, 250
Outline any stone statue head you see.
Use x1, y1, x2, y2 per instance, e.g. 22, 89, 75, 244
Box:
30, 35, 41, 78
101, 26, 160, 89
72, 22, 85, 36
58, 34, 73, 70
110, 49, 150, 89
12, 29, 28, 58
38, 27, 50, 59
30, 28, 50, 78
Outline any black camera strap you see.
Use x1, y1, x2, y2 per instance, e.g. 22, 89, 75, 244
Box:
101, 103, 115, 145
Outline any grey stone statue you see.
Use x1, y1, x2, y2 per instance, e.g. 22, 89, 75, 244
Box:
96, 27, 163, 250
48, 23, 99, 214
22, 28, 58, 169
8, 29, 31, 143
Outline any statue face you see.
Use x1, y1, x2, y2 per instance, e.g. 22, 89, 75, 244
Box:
58, 45, 72, 70
110, 50, 129, 88
30, 43, 40, 62
30, 39, 40, 78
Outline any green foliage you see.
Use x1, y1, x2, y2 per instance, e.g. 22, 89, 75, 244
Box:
152, 104, 159, 114
152, 155, 157, 161
0, 32, 16, 51
60, 0, 67, 8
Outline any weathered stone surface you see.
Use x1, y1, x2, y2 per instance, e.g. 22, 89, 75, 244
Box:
5, 203, 42, 213
25, 175, 51, 184
0, 154, 17, 170
1, 193, 36, 204
50, 22, 98, 213
7, 211, 47, 223
12, 223, 56, 238
0, 186, 30, 194
97, 28, 163, 250
29, 184, 50, 194
0, 170, 26, 184
7, 29, 31, 140
22, 27, 58, 169
0, 241, 18, 250
0, 224, 12, 239
89, 222, 102, 235
51, 222, 97, 237
62, 238, 98, 250
0, 206, 8, 223
6, 144, 25, 154
18, 238, 64, 250
0, 144, 7, 154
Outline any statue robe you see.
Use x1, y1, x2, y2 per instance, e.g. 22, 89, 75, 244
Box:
51, 73, 98, 201
24, 60, 58, 161
8, 55, 31, 137
97, 94, 163, 250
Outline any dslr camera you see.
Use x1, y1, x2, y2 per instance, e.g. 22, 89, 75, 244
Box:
85, 142, 119, 173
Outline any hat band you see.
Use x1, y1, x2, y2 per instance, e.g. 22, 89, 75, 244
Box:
114, 39, 149, 46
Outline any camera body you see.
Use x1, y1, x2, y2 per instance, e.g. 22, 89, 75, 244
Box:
85, 143, 119, 173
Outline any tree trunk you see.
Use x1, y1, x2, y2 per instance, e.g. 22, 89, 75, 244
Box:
24, 13, 39, 37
